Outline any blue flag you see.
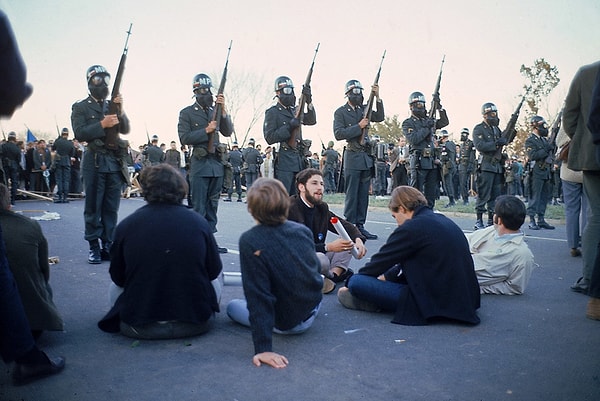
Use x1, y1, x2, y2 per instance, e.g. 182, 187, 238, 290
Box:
26, 128, 37, 142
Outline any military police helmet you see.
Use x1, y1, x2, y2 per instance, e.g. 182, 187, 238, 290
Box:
86, 65, 110, 84
408, 91, 426, 105
193, 73, 213, 91
529, 115, 547, 128
481, 102, 498, 115
274, 76, 294, 93
345, 80, 363, 94
461, 127, 470, 134
441, 130, 449, 137
327, 140, 334, 148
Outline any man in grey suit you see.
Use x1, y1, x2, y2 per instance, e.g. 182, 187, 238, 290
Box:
564, 61, 600, 303
333, 80, 385, 240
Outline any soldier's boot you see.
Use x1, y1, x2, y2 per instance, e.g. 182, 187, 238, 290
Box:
486, 212, 494, 227
88, 240, 101, 264
237, 194, 243, 203
537, 216, 555, 230
223, 196, 232, 202
528, 216, 540, 230
474, 213, 485, 230
445, 196, 456, 208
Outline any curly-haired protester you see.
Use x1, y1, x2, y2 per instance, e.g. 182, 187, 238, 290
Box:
227, 178, 323, 368
98, 164, 222, 339
338, 185, 480, 326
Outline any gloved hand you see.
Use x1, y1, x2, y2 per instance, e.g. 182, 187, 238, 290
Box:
372, 83, 380, 98
302, 85, 312, 104
433, 93, 442, 109
425, 118, 436, 128
545, 142, 556, 152
496, 137, 508, 147
289, 118, 301, 130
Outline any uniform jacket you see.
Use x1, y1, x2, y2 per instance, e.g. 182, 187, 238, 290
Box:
287, 194, 365, 253
71, 95, 131, 179
143, 144, 164, 166
525, 133, 552, 180
2, 140, 21, 170
472, 122, 504, 174
359, 206, 480, 326
467, 226, 535, 295
242, 146, 262, 174
163, 149, 181, 169
0, 209, 63, 331
228, 148, 243, 173
333, 101, 384, 171
458, 139, 476, 173
98, 203, 222, 332
264, 103, 316, 173
178, 101, 233, 178
564, 61, 600, 171
402, 111, 449, 170
52, 136, 75, 167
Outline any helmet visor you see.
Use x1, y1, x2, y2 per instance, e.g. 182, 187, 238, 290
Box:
90, 75, 110, 86
280, 87, 293, 95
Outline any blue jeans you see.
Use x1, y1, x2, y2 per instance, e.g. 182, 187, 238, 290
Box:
226, 299, 320, 335
347, 274, 403, 312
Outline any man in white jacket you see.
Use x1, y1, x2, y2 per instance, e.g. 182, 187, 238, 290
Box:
467, 195, 535, 295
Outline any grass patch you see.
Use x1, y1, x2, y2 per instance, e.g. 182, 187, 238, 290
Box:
322, 193, 565, 221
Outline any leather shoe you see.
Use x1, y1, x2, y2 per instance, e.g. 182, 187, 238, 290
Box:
100, 248, 110, 261
528, 222, 540, 230
12, 353, 65, 386
537, 220, 555, 230
331, 268, 354, 284
473, 220, 485, 230
322, 277, 336, 294
337, 287, 381, 312
88, 248, 101, 264
223, 197, 232, 202
218, 246, 228, 254
356, 224, 377, 240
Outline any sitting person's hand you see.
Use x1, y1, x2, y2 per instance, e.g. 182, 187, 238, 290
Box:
253, 352, 289, 369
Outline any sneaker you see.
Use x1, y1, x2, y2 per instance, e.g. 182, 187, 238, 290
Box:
571, 277, 590, 295
337, 287, 381, 312
331, 268, 354, 284
586, 297, 600, 321
473, 220, 485, 230
88, 248, 101, 264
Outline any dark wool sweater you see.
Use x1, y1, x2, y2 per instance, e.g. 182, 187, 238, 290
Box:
239, 220, 322, 353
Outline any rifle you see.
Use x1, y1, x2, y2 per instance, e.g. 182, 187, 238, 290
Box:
428, 55, 445, 120
104, 23, 132, 151
492, 88, 529, 162
360, 50, 386, 145
544, 109, 563, 165
288, 43, 319, 149
208, 40, 232, 154
336, 146, 346, 193
1, 122, 5, 141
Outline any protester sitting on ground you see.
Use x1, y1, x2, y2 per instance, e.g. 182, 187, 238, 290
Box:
466, 195, 535, 295
98, 164, 222, 339
288, 168, 367, 294
337, 185, 481, 326
0, 10, 65, 385
0, 184, 64, 339
227, 178, 323, 369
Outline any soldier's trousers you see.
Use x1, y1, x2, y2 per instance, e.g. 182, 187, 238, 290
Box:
475, 171, 503, 214
82, 170, 123, 244
190, 174, 223, 233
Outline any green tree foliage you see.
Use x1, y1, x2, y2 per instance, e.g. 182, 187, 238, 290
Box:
370, 115, 404, 144
507, 58, 560, 159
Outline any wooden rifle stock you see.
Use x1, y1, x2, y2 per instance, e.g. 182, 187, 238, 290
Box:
288, 43, 319, 149
208, 40, 232, 154
360, 50, 386, 145
492, 88, 529, 162
104, 23, 132, 151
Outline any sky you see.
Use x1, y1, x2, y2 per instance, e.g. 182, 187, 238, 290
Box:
1, 0, 599, 149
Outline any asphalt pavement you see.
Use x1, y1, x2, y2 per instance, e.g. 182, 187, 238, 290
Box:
1, 195, 599, 401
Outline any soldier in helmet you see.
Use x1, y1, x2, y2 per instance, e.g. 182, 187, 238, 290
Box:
524, 115, 555, 230
51, 127, 75, 203
225, 141, 243, 202
321, 140, 339, 194
457, 128, 476, 205
402, 91, 449, 209
472, 102, 506, 230
71, 64, 130, 264
263, 75, 315, 195
242, 138, 261, 189
439, 130, 457, 207
178, 73, 233, 253
2, 131, 21, 205
143, 135, 164, 166
333, 79, 385, 240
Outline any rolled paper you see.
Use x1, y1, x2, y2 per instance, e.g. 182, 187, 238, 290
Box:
222, 271, 242, 286
330, 216, 359, 259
